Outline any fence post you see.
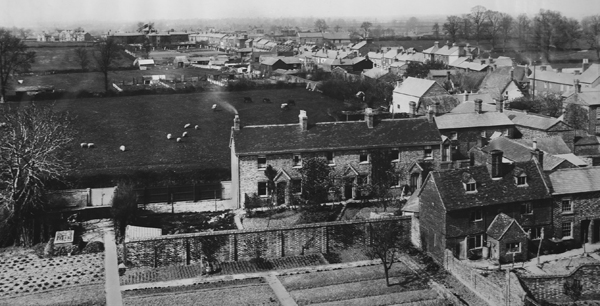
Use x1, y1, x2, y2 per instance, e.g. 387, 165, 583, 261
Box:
185, 239, 191, 265
280, 231, 285, 257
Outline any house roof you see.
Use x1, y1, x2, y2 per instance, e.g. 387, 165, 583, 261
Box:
232, 117, 442, 156
564, 89, 600, 106
530, 69, 577, 85
393, 77, 436, 98
435, 112, 514, 130
281, 57, 301, 64
429, 160, 550, 211
513, 137, 572, 155
351, 41, 367, 50
429, 70, 457, 77
362, 67, 388, 79
549, 167, 600, 194
478, 66, 515, 100
487, 213, 526, 240
260, 57, 282, 66
505, 110, 567, 131
422, 43, 439, 54
579, 63, 600, 84
554, 153, 588, 167
482, 136, 576, 171
137, 59, 155, 65
298, 32, 324, 38
402, 193, 420, 212
323, 32, 350, 40
494, 56, 514, 67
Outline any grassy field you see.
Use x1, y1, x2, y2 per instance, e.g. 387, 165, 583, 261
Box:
27, 46, 132, 72
0, 283, 105, 306
8, 88, 345, 181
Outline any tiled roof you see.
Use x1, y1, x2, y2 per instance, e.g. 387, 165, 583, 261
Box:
393, 77, 436, 98
554, 153, 587, 167
478, 66, 514, 100
549, 167, 600, 194
530, 69, 577, 85
422, 44, 439, 54
233, 117, 442, 155
514, 137, 572, 155
579, 63, 600, 84
435, 112, 514, 130
564, 90, 600, 106
482, 137, 574, 171
575, 135, 600, 146
430, 160, 551, 211
487, 213, 525, 240
505, 110, 565, 131
384, 48, 401, 59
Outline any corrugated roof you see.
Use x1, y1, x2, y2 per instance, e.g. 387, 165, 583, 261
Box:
505, 110, 564, 131
233, 117, 442, 155
393, 77, 436, 97
549, 167, 600, 194
435, 112, 514, 130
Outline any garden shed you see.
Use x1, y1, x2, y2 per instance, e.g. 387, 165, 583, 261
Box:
486, 213, 529, 263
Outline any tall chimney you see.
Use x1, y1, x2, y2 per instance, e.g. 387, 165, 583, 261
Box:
490, 150, 503, 179
409, 101, 417, 117
532, 138, 537, 150
233, 115, 240, 131
433, 102, 440, 115
434, 41, 439, 48
474, 99, 483, 114
447, 71, 451, 81
576, 79, 581, 93
510, 67, 514, 80
365, 108, 374, 128
531, 148, 544, 167
496, 99, 504, 113
299, 110, 308, 131
427, 108, 435, 123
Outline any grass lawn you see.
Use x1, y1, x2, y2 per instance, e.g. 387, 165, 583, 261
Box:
133, 212, 236, 234
6, 88, 345, 182
339, 202, 402, 221
27, 46, 132, 72
0, 283, 105, 306
243, 205, 343, 229
122, 278, 278, 306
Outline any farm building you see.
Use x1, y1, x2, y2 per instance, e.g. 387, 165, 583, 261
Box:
133, 58, 155, 69
173, 56, 190, 68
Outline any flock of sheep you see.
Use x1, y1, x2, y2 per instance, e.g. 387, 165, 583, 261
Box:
241, 97, 296, 110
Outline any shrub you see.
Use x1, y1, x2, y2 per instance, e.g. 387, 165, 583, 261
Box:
54, 244, 79, 256
81, 241, 105, 254
111, 183, 139, 243
44, 238, 55, 258
32, 242, 46, 258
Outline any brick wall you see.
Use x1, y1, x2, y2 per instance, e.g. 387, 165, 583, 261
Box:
551, 192, 600, 243
519, 264, 600, 303
124, 217, 410, 268
443, 250, 527, 306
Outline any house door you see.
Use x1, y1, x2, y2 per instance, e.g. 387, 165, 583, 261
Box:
276, 182, 286, 205
410, 173, 420, 193
178, 62, 183, 68
593, 220, 600, 243
344, 178, 354, 199
581, 220, 591, 244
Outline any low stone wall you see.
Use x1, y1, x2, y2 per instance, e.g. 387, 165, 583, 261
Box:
443, 250, 526, 306
519, 263, 600, 303
124, 217, 410, 268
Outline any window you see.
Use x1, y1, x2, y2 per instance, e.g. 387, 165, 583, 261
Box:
469, 210, 483, 222
359, 152, 369, 163
503, 128, 510, 136
326, 152, 335, 165
528, 227, 543, 240
357, 175, 368, 186
291, 179, 302, 194
561, 198, 573, 213
467, 234, 483, 249
480, 130, 486, 138
516, 176, 527, 186
390, 149, 400, 163
257, 156, 267, 169
258, 182, 268, 197
450, 131, 458, 140
465, 182, 477, 192
424, 146, 433, 159
562, 222, 573, 239
506, 242, 521, 253
293, 154, 302, 167
520, 202, 533, 215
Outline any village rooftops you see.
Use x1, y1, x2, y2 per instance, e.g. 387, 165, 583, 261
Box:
529, 69, 577, 85
478, 66, 519, 100
427, 160, 550, 211
298, 32, 324, 38
232, 116, 441, 156
578, 63, 600, 84
393, 77, 437, 97
505, 110, 570, 131
435, 111, 514, 130
563, 88, 600, 106
549, 167, 600, 195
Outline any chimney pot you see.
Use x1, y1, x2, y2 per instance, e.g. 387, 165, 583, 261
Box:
299, 110, 308, 131
496, 99, 504, 113
365, 108, 374, 128
409, 101, 417, 117
427, 108, 435, 123
474, 99, 483, 114
531, 148, 543, 166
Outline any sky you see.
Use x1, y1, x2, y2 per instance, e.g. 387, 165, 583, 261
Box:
2, 0, 600, 28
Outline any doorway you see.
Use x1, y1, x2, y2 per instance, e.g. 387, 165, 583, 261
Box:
276, 182, 287, 205
581, 220, 591, 244
593, 219, 600, 243
344, 178, 354, 200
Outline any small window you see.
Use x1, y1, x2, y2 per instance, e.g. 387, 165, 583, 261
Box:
516, 176, 527, 186
442, 144, 450, 162
470, 210, 482, 222
424, 146, 433, 159
465, 182, 477, 192
390, 149, 399, 162
520, 202, 533, 215
326, 152, 335, 165
257, 156, 267, 169
450, 131, 458, 140
293, 154, 302, 167
503, 128, 510, 136
258, 182, 268, 197
480, 130, 486, 138
528, 227, 543, 240
561, 198, 573, 213
467, 234, 483, 249
506, 242, 521, 253
359, 152, 369, 163
291, 179, 302, 194
562, 222, 573, 238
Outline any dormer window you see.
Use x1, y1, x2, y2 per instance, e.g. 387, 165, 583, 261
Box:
514, 168, 528, 186
516, 176, 527, 186
462, 172, 477, 193
465, 181, 477, 192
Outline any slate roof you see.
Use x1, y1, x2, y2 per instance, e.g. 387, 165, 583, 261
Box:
554, 154, 588, 167
351, 41, 367, 50
482, 137, 576, 171
530, 70, 577, 85
494, 56, 514, 67
298, 32, 323, 38
549, 167, 600, 195
430, 160, 551, 211
505, 110, 567, 131
435, 112, 514, 130
233, 117, 442, 155
564, 90, 600, 106
362, 67, 388, 79
260, 57, 281, 66
323, 32, 350, 40
579, 63, 600, 84
487, 213, 526, 240
478, 66, 515, 100
514, 137, 572, 155
393, 77, 436, 97
429, 70, 457, 77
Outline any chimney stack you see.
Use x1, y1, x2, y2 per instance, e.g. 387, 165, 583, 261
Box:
490, 150, 503, 179
427, 108, 435, 123
474, 99, 483, 114
409, 101, 417, 117
465, 91, 470, 102
531, 148, 544, 167
299, 110, 308, 131
233, 115, 240, 131
496, 99, 504, 113
432, 102, 440, 116
434, 41, 439, 48
365, 108, 374, 128
576, 79, 581, 93
510, 67, 514, 80
447, 71, 451, 81
532, 138, 537, 150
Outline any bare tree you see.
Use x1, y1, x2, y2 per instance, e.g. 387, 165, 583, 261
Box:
515, 14, 531, 50
485, 10, 504, 50
361, 21, 373, 38
0, 103, 75, 246
500, 13, 514, 52
93, 38, 122, 93
73, 46, 90, 71
469, 5, 488, 45
443, 16, 462, 42
0, 28, 36, 102
459, 14, 472, 40
364, 220, 407, 286
314, 19, 328, 33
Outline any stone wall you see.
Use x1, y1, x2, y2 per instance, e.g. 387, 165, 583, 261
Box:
124, 217, 410, 268
551, 192, 600, 243
443, 250, 527, 306
519, 264, 600, 303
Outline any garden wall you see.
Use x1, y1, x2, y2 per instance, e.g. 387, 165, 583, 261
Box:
519, 263, 600, 303
123, 217, 410, 268
443, 250, 527, 306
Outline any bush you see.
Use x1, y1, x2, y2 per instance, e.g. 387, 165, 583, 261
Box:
111, 183, 139, 243
54, 244, 80, 256
81, 241, 105, 254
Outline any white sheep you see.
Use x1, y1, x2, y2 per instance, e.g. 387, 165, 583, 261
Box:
87, 143, 95, 148
182, 131, 188, 137
212, 104, 217, 111
281, 103, 288, 109
176, 137, 182, 143
184, 123, 191, 129
119, 145, 126, 152
80, 143, 87, 148
167, 133, 172, 140
194, 125, 199, 130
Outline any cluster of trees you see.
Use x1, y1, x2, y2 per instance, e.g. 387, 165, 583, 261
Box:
441, 6, 600, 60
320, 73, 396, 109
